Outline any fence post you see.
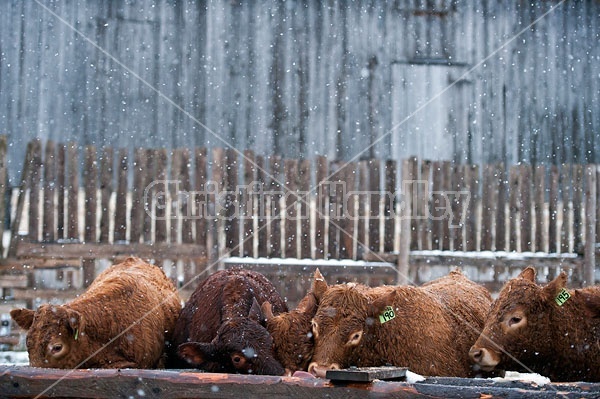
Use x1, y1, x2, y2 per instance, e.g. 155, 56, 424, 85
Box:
398, 158, 414, 285
584, 165, 597, 286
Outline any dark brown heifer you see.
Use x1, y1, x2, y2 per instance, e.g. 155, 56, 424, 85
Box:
261, 268, 323, 375
469, 267, 600, 382
170, 269, 287, 375
308, 270, 492, 378
10, 257, 181, 369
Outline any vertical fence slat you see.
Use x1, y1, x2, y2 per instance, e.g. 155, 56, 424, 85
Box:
495, 164, 507, 251
327, 162, 341, 259
224, 149, 239, 255
28, 140, 42, 241
269, 156, 283, 258
179, 149, 193, 245
56, 145, 66, 240
431, 161, 444, 250
441, 161, 452, 250
520, 164, 532, 252
398, 158, 414, 284
299, 159, 311, 259
142, 149, 155, 243
314, 156, 328, 259
242, 150, 256, 257
339, 162, 356, 260
534, 165, 546, 252
0, 136, 6, 255
154, 149, 168, 244
452, 164, 466, 251
284, 159, 298, 259
572, 164, 584, 253
583, 164, 597, 286
560, 164, 572, 253
368, 159, 381, 253
383, 160, 396, 253
480, 164, 496, 251
130, 148, 147, 244
410, 158, 419, 250
255, 155, 268, 258
419, 160, 432, 251
194, 148, 208, 251
99, 148, 113, 243
8, 142, 34, 257
465, 165, 479, 251
84, 146, 97, 243
170, 149, 183, 245
357, 161, 369, 256
66, 143, 80, 241
508, 165, 520, 252
548, 165, 560, 253
42, 141, 56, 242
113, 148, 128, 243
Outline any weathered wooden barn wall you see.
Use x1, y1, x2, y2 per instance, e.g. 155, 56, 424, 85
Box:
0, 0, 598, 183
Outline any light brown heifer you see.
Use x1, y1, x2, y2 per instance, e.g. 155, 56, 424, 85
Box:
308, 270, 491, 378
11, 257, 181, 369
470, 267, 600, 382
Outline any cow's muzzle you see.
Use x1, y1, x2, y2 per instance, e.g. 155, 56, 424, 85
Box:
308, 362, 340, 378
469, 345, 500, 371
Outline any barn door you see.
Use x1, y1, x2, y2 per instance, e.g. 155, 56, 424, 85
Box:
391, 62, 471, 162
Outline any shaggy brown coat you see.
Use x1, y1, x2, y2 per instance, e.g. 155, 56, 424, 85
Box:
10, 257, 181, 369
469, 267, 600, 382
170, 269, 288, 375
308, 270, 492, 378
262, 269, 323, 375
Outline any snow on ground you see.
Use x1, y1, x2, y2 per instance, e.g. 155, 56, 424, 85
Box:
0, 351, 28, 365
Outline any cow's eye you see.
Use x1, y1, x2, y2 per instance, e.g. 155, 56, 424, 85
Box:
231, 353, 247, 369
311, 320, 319, 338
508, 316, 521, 326
346, 331, 363, 346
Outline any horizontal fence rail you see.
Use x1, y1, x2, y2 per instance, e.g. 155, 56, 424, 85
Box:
1, 138, 599, 288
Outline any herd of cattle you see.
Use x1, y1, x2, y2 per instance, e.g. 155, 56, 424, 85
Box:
9, 256, 600, 382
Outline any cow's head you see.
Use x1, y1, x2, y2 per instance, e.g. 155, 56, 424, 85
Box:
308, 280, 389, 378
262, 268, 324, 375
178, 298, 285, 375
469, 267, 568, 373
11, 304, 85, 368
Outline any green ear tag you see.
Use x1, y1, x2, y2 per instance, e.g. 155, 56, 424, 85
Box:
74, 329, 79, 341
555, 288, 571, 306
379, 306, 396, 324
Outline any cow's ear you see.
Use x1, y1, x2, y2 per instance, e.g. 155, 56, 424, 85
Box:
66, 309, 84, 339
297, 292, 318, 316
248, 298, 264, 323
518, 267, 536, 282
542, 272, 568, 302
178, 342, 212, 366
261, 301, 275, 322
367, 291, 397, 319
312, 268, 328, 301
10, 308, 35, 330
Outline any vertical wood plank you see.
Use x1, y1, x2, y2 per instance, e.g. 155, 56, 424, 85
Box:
410, 158, 419, 250
451, 165, 466, 251
154, 149, 168, 244
508, 165, 520, 252
28, 139, 42, 241
255, 155, 268, 258
431, 161, 444, 250
169, 149, 182, 244
327, 162, 341, 259
480, 164, 496, 251
56, 144, 66, 240
315, 156, 328, 259
548, 165, 560, 253
383, 160, 396, 253
8, 142, 34, 257
98, 147, 113, 243
179, 149, 193, 244
583, 165, 596, 286
142, 149, 155, 243
441, 161, 452, 250
465, 165, 479, 252
113, 148, 128, 243
242, 150, 256, 257
268, 156, 283, 258
419, 160, 432, 251
194, 148, 208, 250
298, 159, 312, 259
42, 141, 56, 242
519, 164, 533, 252
534, 165, 546, 252
66, 143, 79, 241
368, 159, 381, 252
572, 164, 584, 253
209, 148, 226, 262
495, 164, 508, 251
83, 146, 97, 242
560, 165, 572, 253
0, 136, 6, 255
284, 159, 299, 258
398, 158, 414, 285
130, 148, 147, 244
356, 161, 368, 257
339, 162, 356, 260
224, 149, 239, 255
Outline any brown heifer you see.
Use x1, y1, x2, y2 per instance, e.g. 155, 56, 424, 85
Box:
308, 270, 492, 378
10, 257, 181, 369
261, 268, 323, 375
170, 269, 288, 375
469, 267, 600, 382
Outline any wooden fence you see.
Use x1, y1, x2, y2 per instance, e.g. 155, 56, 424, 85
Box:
0, 137, 598, 291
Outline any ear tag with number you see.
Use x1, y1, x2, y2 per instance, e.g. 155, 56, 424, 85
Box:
379, 306, 396, 324
555, 288, 571, 306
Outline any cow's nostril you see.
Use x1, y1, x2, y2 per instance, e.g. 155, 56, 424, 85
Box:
469, 347, 482, 362
307, 362, 317, 376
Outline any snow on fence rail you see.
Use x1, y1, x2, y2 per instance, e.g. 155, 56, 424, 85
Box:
0, 137, 598, 293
